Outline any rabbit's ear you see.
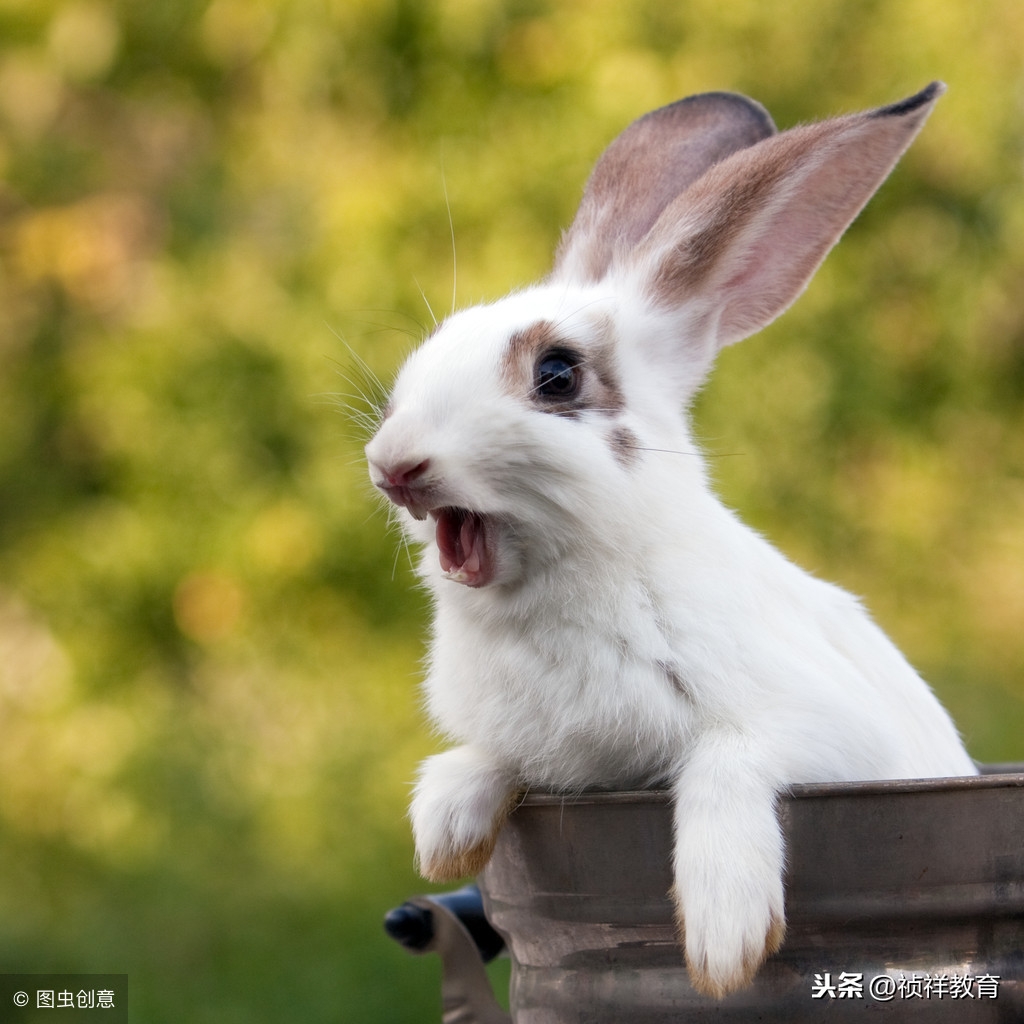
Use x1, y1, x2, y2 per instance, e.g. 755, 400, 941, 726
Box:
637, 82, 945, 350
551, 92, 777, 285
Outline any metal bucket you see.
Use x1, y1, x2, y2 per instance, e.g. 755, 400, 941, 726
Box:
477, 767, 1024, 1022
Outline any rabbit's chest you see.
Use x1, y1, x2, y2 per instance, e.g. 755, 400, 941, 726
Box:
426, 598, 692, 788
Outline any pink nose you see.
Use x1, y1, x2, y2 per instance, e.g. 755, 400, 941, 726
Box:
375, 458, 432, 518
381, 458, 430, 489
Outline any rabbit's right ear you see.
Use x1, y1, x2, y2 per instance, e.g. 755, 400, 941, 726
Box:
551, 92, 777, 285
628, 83, 945, 355
553, 82, 943, 374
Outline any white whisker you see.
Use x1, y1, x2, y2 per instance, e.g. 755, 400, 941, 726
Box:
441, 161, 458, 316
415, 278, 438, 328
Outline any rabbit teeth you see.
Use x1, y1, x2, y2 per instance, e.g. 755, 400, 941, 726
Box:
433, 508, 492, 588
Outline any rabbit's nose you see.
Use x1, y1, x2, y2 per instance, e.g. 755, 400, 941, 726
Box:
375, 458, 432, 519
381, 458, 430, 489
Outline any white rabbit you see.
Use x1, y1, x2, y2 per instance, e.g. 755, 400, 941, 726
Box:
365, 82, 976, 999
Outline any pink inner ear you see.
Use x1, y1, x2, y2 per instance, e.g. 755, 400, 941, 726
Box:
643, 94, 942, 350
715, 211, 834, 346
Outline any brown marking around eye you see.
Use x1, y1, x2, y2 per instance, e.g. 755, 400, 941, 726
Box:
502, 320, 561, 390
584, 317, 625, 415
502, 315, 626, 421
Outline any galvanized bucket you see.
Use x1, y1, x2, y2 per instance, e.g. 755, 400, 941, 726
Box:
475, 767, 1024, 1022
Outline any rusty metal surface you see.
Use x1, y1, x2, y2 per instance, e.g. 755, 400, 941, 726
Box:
479, 768, 1024, 1022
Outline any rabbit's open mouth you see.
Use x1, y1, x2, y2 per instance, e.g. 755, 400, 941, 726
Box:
432, 507, 492, 588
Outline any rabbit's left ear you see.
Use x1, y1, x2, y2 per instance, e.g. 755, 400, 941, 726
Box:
551, 91, 777, 286
633, 82, 945, 350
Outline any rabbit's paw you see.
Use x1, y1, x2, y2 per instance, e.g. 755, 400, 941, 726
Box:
674, 867, 785, 999
410, 746, 518, 882
672, 751, 787, 998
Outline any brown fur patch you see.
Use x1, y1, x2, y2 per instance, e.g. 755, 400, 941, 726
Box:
585, 320, 626, 415
420, 834, 501, 883
609, 425, 640, 467
501, 320, 560, 391
765, 911, 786, 957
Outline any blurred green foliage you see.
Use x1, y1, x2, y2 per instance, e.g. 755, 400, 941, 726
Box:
1, 1, 1022, 1020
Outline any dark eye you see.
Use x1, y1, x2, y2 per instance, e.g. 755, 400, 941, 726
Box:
535, 350, 581, 399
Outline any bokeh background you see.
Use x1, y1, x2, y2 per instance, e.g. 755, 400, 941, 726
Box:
1, 1, 1023, 1020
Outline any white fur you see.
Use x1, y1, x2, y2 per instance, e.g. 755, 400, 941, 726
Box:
365, 85, 975, 998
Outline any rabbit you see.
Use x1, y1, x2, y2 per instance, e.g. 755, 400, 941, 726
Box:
364, 81, 977, 999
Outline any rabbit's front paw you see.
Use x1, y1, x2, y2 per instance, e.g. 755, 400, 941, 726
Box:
410, 747, 517, 882
672, 751, 787, 998
674, 864, 785, 999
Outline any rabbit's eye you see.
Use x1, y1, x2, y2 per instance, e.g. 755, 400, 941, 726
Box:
535, 351, 581, 400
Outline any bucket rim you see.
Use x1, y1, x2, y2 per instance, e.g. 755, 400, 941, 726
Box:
514, 764, 1024, 808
